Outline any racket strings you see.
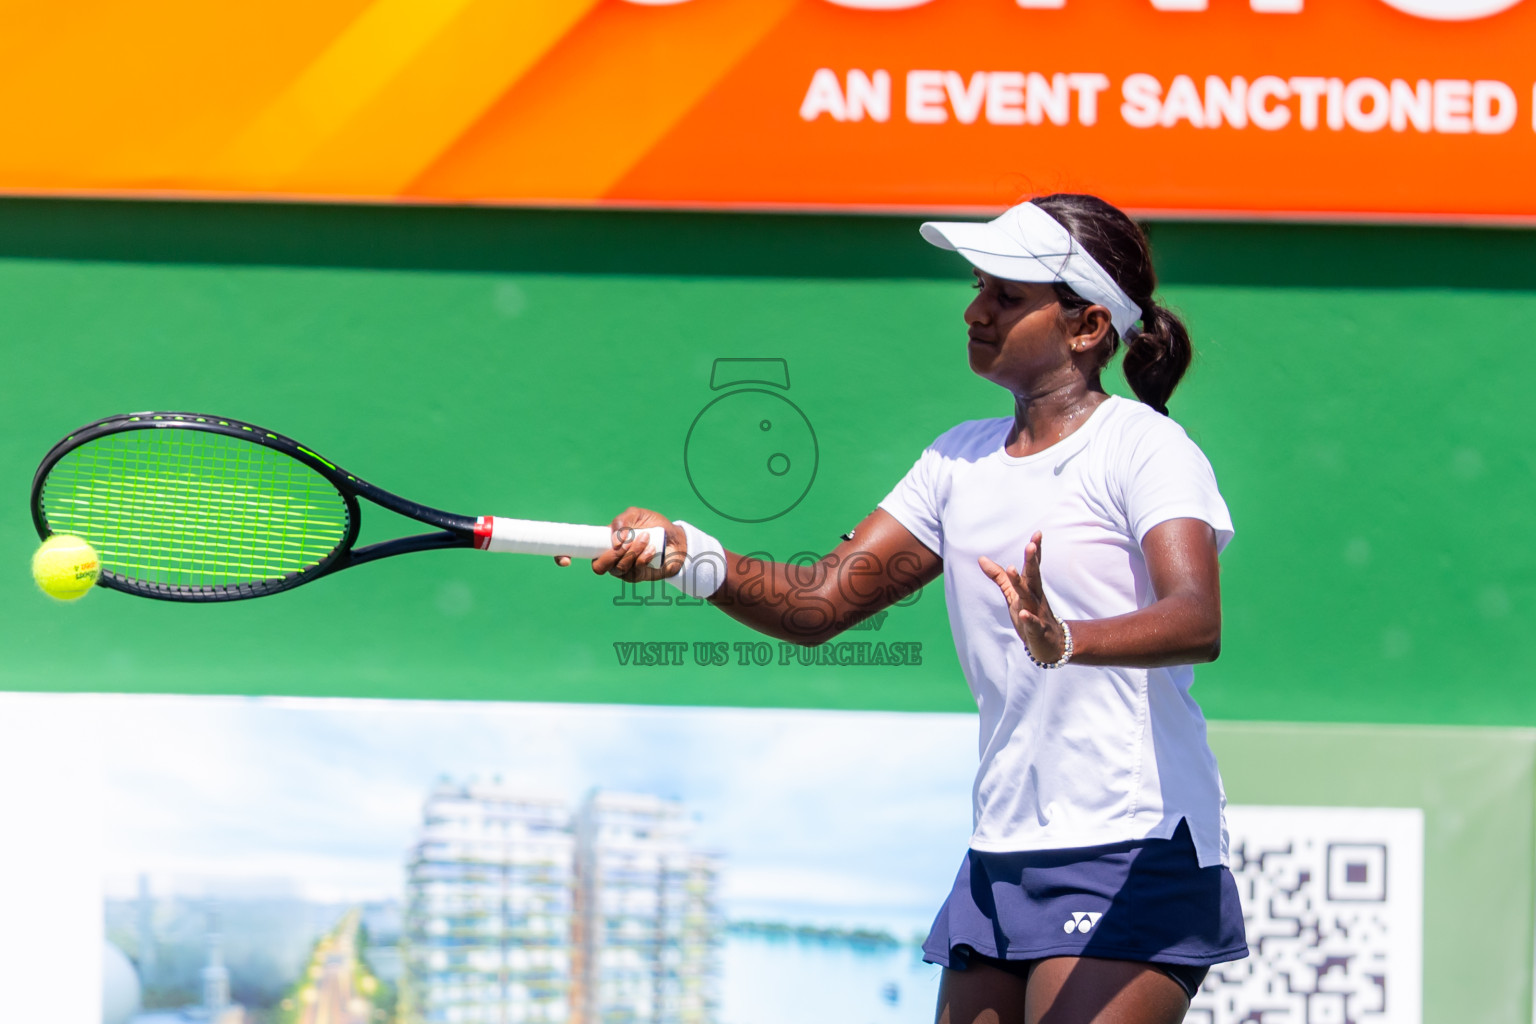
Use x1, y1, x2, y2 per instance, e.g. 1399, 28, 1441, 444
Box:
41, 429, 349, 588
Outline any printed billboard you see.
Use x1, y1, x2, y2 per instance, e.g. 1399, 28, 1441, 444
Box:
2, 0, 1534, 219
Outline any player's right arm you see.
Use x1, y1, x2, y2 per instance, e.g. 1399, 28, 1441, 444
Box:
591, 507, 941, 646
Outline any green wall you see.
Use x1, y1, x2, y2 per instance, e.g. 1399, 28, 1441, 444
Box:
4, 198, 1535, 725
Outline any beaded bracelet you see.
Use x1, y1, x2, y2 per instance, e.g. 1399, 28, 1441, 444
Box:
1025, 620, 1074, 669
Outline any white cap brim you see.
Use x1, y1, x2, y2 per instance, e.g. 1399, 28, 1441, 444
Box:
920, 205, 1143, 338
920, 221, 1077, 285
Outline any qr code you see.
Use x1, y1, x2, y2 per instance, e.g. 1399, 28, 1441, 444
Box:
1188, 806, 1424, 1024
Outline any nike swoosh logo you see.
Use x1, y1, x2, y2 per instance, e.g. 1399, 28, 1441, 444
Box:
1054, 446, 1087, 475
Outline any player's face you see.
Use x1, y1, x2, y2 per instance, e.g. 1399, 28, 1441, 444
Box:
963, 270, 1072, 388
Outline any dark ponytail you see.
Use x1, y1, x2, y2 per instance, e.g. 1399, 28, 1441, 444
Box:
1121, 302, 1192, 416
1031, 193, 1192, 415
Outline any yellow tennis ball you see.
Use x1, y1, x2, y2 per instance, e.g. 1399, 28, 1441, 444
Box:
32, 534, 101, 601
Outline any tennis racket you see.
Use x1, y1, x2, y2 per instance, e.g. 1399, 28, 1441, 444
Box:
30, 411, 665, 603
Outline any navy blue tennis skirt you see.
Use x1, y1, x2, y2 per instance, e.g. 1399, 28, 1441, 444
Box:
923, 819, 1248, 973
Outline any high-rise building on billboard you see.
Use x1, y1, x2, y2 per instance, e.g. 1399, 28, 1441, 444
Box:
573, 792, 720, 1024
401, 781, 719, 1024
401, 779, 575, 1024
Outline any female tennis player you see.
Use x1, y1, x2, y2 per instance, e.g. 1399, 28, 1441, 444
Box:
568, 193, 1247, 1023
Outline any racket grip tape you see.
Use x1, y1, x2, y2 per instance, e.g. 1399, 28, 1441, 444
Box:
473, 516, 665, 569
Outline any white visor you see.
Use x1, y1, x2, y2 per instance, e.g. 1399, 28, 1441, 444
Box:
920, 202, 1143, 338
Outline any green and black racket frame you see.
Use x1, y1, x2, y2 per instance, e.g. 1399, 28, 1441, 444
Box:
30, 412, 663, 603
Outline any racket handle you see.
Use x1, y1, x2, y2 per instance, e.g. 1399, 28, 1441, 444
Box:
473, 516, 665, 569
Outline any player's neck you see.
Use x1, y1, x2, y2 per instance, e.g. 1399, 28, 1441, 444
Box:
1006, 383, 1107, 458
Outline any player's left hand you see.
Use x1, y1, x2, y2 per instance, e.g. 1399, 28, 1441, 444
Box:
980, 531, 1069, 664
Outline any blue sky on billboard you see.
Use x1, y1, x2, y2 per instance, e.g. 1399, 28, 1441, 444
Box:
98, 696, 978, 933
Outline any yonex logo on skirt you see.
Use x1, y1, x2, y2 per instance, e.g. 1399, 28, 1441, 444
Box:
1064, 912, 1104, 934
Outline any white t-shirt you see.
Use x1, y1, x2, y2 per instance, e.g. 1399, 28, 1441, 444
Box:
879, 396, 1234, 868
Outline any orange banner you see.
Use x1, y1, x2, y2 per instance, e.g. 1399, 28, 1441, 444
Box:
2, 0, 1534, 220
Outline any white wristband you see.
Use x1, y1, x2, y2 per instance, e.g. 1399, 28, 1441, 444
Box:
664, 520, 727, 600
